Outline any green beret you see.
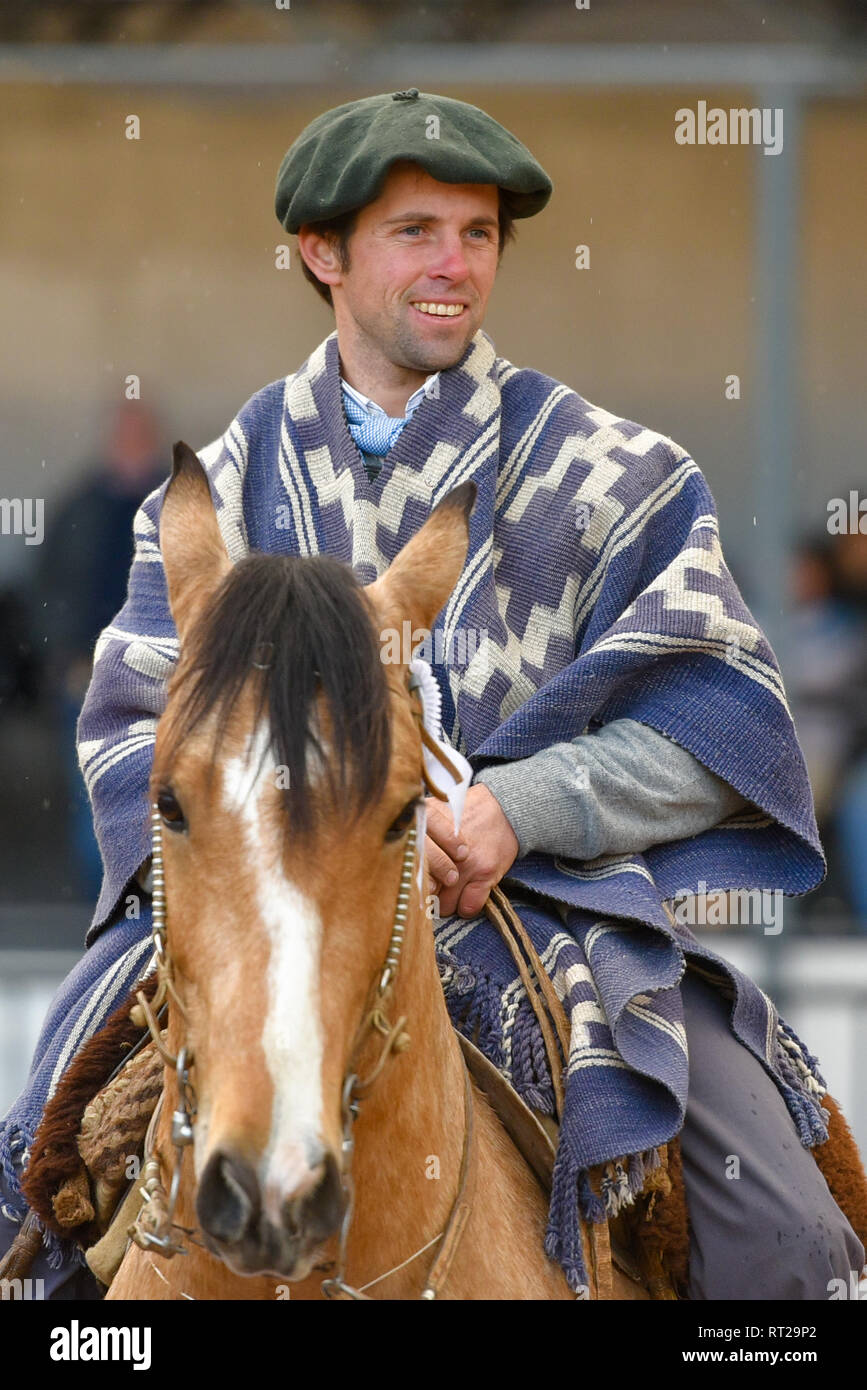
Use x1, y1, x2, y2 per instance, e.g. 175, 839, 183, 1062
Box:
275, 88, 552, 233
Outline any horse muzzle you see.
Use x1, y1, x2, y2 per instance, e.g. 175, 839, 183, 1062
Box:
196, 1145, 345, 1278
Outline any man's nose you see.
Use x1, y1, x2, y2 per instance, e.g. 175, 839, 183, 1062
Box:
425, 235, 471, 282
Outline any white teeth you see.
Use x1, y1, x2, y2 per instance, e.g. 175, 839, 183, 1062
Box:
413, 302, 465, 317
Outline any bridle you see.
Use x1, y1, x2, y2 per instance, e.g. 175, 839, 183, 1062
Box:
129, 666, 478, 1300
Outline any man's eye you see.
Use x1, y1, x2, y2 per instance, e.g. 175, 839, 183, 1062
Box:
399, 225, 423, 236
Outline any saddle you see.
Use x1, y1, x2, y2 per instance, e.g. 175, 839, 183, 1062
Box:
7, 975, 165, 1289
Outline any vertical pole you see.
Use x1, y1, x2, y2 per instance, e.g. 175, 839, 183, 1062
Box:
753, 86, 804, 952
753, 84, 802, 668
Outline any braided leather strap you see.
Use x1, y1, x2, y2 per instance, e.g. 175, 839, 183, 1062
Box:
483, 885, 616, 1300
483, 885, 571, 1120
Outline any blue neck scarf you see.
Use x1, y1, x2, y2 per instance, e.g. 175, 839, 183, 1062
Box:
340, 389, 407, 458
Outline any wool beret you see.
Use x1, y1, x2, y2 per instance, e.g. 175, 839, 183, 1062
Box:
274, 88, 553, 233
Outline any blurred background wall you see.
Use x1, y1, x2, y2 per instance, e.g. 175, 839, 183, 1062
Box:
1, 0, 866, 1152
2, 83, 865, 586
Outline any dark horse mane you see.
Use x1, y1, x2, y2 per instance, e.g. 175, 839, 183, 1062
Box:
159, 551, 392, 835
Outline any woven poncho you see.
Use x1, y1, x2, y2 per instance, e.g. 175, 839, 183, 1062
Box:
1, 328, 829, 1291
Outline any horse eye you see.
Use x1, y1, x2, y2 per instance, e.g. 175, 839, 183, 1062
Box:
385, 797, 420, 843
157, 788, 186, 832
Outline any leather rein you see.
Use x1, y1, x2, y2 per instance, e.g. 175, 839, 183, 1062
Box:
129, 668, 480, 1300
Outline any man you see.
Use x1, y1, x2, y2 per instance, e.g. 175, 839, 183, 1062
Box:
1, 89, 863, 1300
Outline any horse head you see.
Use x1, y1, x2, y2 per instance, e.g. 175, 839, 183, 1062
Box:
152, 441, 474, 1280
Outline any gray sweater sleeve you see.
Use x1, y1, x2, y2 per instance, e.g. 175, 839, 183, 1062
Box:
473, 718, 750, 860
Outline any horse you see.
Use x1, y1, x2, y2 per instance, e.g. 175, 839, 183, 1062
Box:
105, 442, 645, 1300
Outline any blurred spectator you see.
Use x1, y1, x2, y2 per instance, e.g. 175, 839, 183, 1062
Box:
786, 536, 867, 823
0, 586, 39, 711
32, 400, 167, 899
785, 529, 867, 930
831, 527, 867, 615
827, 528, 867, 928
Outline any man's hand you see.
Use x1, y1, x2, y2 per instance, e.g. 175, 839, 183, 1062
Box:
425, 783, 519, 920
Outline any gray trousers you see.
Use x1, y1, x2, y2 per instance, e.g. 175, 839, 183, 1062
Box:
679, 963, 865, 1299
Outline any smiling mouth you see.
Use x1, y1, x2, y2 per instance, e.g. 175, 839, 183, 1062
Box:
410, 302, 467, 319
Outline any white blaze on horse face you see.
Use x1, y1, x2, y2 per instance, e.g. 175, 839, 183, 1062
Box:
220, 718, 326, 1225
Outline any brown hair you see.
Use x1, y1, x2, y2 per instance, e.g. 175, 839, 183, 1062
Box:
298, 193, 517, 309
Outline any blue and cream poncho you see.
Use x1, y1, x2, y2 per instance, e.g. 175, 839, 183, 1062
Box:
1, 327, 829, 1291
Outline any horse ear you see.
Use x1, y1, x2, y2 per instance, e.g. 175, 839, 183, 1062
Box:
160, 441, 232, 647
365, 481, 476, 643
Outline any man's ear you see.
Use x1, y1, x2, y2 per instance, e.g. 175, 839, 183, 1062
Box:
160, 441, 232, 648
365, 482, 476, 642
296, 226, 343, 295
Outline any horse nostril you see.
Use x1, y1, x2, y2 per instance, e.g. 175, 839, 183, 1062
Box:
197, 1150, 261, 1245
288, 1151, 344, 1242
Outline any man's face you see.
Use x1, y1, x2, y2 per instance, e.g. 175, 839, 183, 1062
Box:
310, 161, 501, 375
